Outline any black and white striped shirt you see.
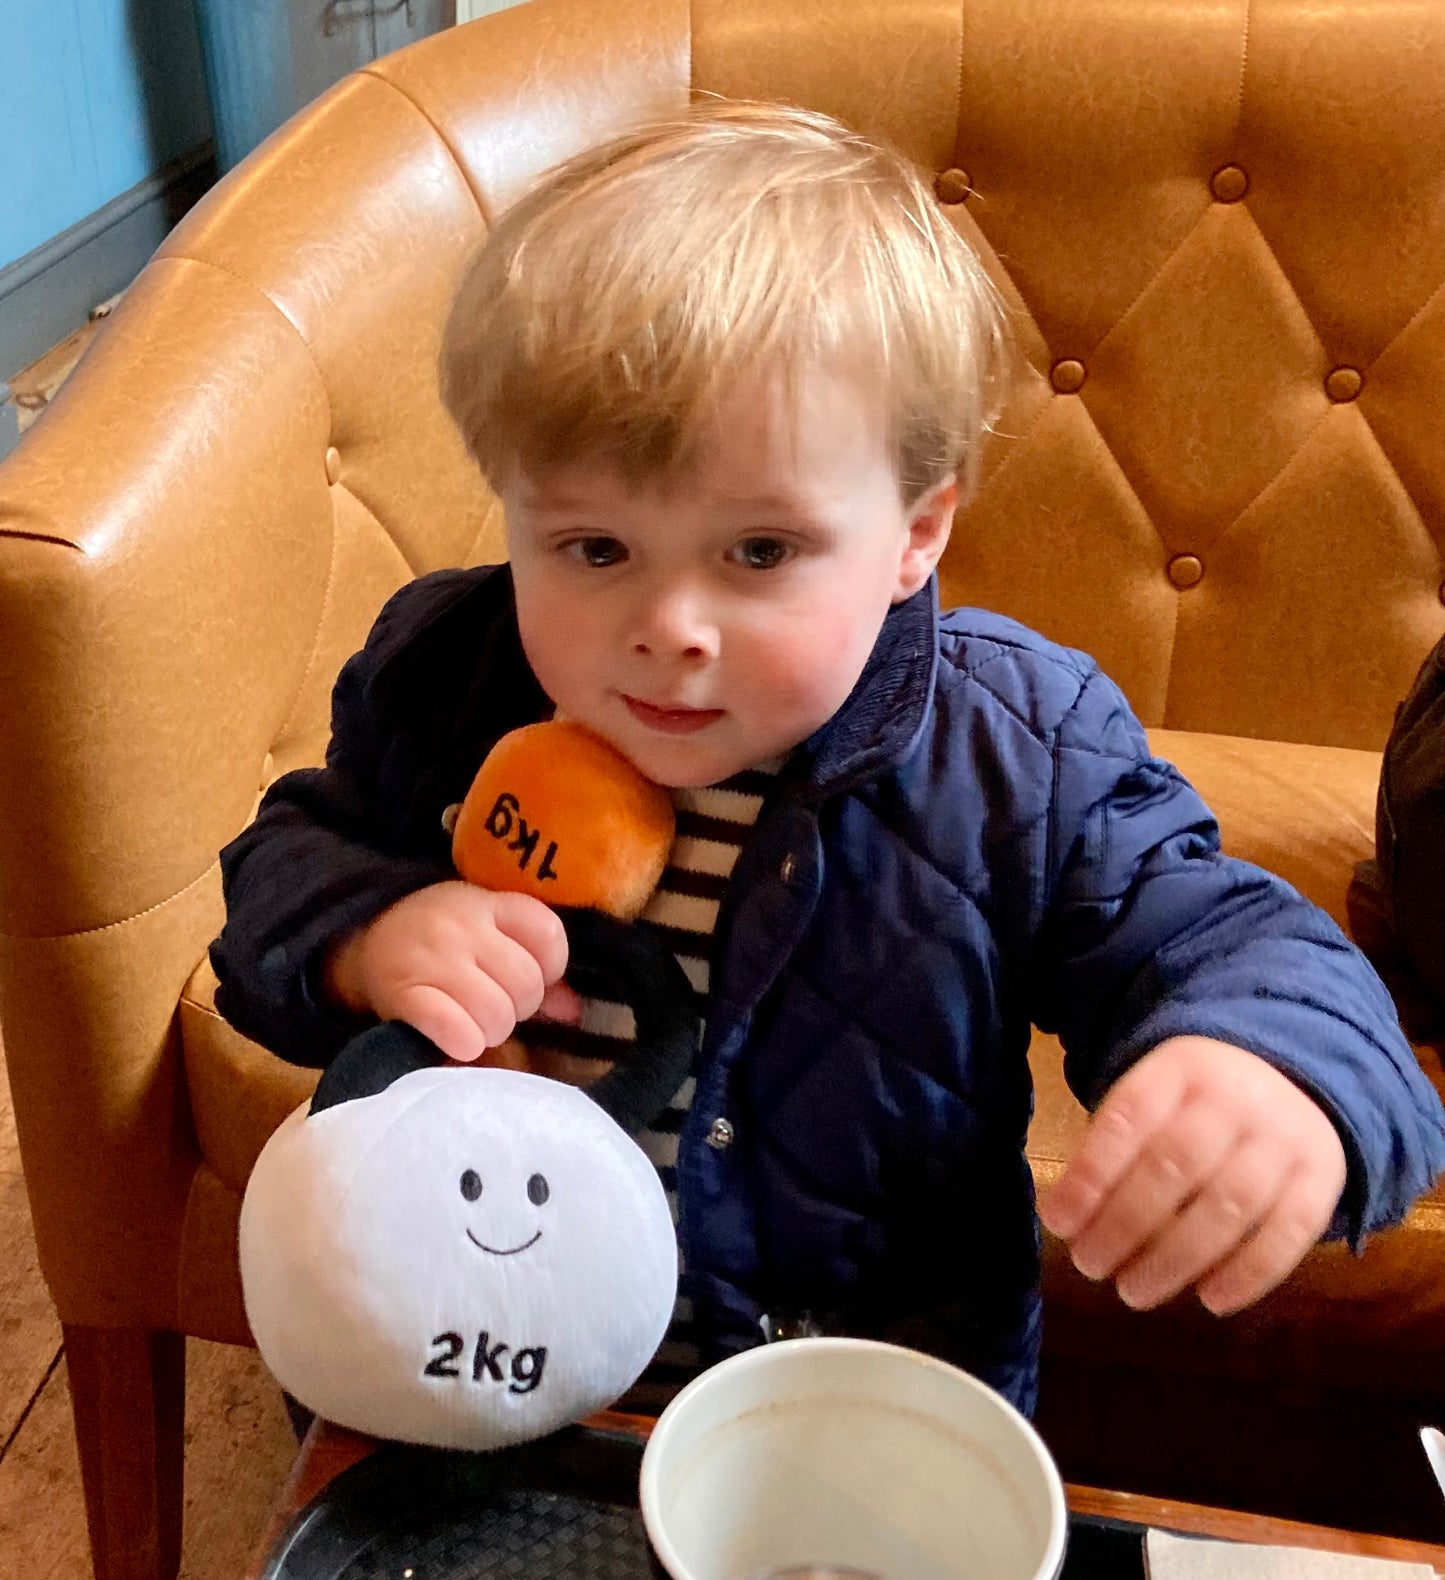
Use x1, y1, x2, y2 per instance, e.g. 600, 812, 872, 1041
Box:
515, 764, 775, 1383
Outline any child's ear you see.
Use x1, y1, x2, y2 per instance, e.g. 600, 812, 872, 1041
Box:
892, 476, 958, 602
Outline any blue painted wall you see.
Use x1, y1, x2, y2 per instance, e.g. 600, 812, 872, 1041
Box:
0, 0, 214, 271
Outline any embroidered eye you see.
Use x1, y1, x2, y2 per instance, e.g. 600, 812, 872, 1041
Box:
527, 1173, 550, 1206
459, 1169, 482, 1202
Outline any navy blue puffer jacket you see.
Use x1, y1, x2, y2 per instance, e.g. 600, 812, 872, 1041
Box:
212, 566, 1445, 1414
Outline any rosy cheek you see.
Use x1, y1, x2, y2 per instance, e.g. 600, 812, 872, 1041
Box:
736, 609, 868, 718
517, 588, 590, 693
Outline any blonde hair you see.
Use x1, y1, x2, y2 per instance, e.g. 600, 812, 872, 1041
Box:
441, 101, 1010, 503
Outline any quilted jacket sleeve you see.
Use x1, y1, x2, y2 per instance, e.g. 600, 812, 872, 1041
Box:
209, 573, 482, 1066
1030, 665, 1445, 1248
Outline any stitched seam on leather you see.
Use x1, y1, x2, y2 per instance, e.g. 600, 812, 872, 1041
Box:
1084, 205, 1211, 370
270, 488, 342, 750
1078, 405, 1155, 534
1230, 184, 1434, 543
1054, 323, 1196, 734
359, 66, 493, 227
462, 493, 504, 568
953, 0, 968, 169
1232, 0, 1253, 146
155, 254, 332, 422
335, 474, 422, 577
1083, 8, 1253, 368
1088, 200, 1331, 717
1179, 398, 1335, 566
1339, 402, 1434, 557
1364, 271, 1445, 377
0, 858, 219, 942
1234, 203, 1329, 377
961, 382, 1053, 500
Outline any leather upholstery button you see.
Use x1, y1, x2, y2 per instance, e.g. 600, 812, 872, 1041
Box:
1210, 164, 1249, 202
1438, 579, 1445, 608
934, 167, 971, 204
1326, 367, 1363, 402
1051, 359, 1086, 394
325, 446, 342, 485
1168, 554, 1204, 589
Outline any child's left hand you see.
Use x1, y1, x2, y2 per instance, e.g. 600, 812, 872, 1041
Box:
1037, 1036, 1348, 1315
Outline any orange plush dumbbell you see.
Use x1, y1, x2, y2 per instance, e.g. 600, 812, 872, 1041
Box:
451, 720, 674, 919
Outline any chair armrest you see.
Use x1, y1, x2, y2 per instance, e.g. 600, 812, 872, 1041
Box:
0, 257, 334, 1325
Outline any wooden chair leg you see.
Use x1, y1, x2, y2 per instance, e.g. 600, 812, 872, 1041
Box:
63, 1325, 185, 1580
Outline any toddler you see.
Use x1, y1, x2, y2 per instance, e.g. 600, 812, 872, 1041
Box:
213, 102, 1445, 1414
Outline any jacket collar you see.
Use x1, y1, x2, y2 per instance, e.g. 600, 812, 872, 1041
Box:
785, 575, 939, 803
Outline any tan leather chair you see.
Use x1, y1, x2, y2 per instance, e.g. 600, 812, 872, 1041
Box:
3, 3, 1445, 1576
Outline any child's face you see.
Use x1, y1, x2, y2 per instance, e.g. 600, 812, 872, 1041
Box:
502, 369, 955, 787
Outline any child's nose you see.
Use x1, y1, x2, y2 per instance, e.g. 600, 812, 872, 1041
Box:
629, 589, 718, 661
632, 637, 709, 659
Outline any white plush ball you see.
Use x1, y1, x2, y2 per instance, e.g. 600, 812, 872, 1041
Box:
239, 1066, 678, 1449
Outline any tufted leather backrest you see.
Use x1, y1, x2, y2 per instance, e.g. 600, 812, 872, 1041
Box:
3, 0, 1445, 1322
6, 1, 1445, 917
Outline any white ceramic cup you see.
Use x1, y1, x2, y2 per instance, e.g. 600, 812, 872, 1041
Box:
640, 1338, 1066, 1580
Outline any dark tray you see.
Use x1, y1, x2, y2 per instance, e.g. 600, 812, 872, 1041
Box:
260, 1421, 1146, 1580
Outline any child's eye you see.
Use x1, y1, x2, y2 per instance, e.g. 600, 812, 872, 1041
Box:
566, 537, 628, 568
731, 536, 792, 571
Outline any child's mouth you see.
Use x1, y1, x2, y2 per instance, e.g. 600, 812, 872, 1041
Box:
622, 696, 726, 735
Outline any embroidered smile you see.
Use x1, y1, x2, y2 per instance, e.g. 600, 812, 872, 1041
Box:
465, 1228, 543, 1256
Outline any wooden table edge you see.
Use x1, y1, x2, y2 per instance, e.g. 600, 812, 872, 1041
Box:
245, 1413, 1445, 1577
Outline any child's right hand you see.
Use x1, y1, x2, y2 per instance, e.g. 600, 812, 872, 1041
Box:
322, 880, 579, 1063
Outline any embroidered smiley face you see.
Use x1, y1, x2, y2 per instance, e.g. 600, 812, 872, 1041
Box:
458, 1166, 550, 1256
241, 1064, 678, 1450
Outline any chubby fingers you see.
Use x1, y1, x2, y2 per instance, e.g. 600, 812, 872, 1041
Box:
1037, 1048, 1197, 1250
1048, 1095, 1242, 1289
1039, 1036, 1349, 1315
472, 928, 551, 1024
372, 887, 572, 1062
486, 890, 570, 987
1191, 1138, 1345, 1314
434, 891, 573, 1058
390, 981, 494, 1064
390, 959, 556, 1063
1109, 1134, 1291, 1309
